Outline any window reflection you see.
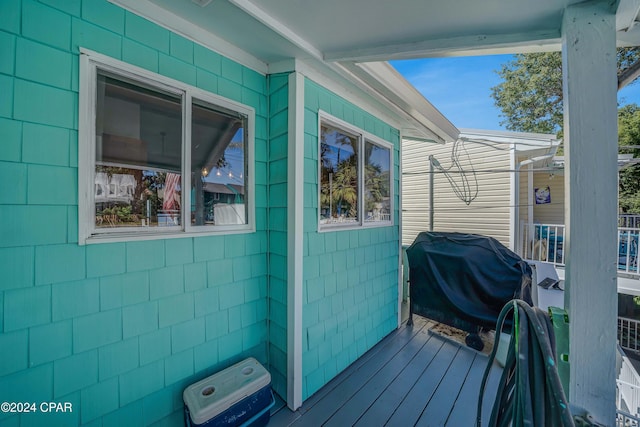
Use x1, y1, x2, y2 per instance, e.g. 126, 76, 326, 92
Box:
94, 73, 182, 229
320, 124, 359, 224
364, 141, 391, 223
191, 100, 248, 226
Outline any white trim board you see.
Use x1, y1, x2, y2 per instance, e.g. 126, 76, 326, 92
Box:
272, 58, 450, 144
287, 71, 304, 411
293, 59, 408, 136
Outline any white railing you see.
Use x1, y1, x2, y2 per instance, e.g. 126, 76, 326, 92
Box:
617, 318, 640, 419
620, 317, 640, 354
617, 409, 640, 426
519, 223, 639, 277
621, 214, 640, 229
519, 223, 566, 265
620, 228, 640, 276
617, 344, 640, 417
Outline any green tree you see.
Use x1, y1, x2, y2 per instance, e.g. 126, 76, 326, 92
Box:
618, 104, 640, 213
319, 126, 359, 219
332, 157, 358, 217
364, 162, 383, 212
491, 52, 563, 134
491, 48, 640, 134
492, 49, 640, 214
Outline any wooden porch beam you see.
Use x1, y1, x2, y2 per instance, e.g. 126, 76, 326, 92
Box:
323, 30, 561, 62
562, 1, 619, 423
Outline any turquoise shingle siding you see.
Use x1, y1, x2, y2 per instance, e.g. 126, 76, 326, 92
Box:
122, 39, 159, 73
22, 123, 71, 167
0, 118, 22, 162
301, 79, 400, 399
23, 1, 72, 51
0, 74, 14, 118
0, 0, 404, 421
0, 1, 269, 425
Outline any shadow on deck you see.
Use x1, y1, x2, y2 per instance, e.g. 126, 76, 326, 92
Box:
269, 315, 502, 427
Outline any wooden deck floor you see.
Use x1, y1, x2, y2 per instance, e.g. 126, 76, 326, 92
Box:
269, 315, 502, 427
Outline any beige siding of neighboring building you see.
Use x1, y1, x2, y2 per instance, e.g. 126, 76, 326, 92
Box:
402, 139, 433, 246
402, 138, 513, 247
532, 171, 565, 225
514, 159, 565, 255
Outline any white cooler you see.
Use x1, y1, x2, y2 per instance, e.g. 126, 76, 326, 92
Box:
183, 358, 273, 427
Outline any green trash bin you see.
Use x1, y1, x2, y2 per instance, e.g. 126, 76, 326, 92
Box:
548, 306, 570, 396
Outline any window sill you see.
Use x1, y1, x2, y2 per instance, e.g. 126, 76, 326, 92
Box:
81, 225, 256, 245
318, 221, 394, 233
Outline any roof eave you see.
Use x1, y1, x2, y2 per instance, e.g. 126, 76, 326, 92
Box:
456, 129, 562, 156
335, 62, 459, 143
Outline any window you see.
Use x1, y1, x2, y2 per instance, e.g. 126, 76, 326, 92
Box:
364, 140, 392, 223
319, 113, 393, 230
79, 50, 254, 243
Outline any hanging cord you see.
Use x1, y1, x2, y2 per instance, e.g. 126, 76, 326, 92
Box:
476, 299, 575, 427
431, 139, 479, 205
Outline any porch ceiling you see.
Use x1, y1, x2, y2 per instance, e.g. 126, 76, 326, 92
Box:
111, 0, 640, 143
118, 0, 640, 64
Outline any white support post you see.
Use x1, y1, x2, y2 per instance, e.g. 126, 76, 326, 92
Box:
398, 132, 404, 328
509, 146, 517, 251
562, 1, 618, 423
286, 71, 304, 411
526, 164, 534, 257
527, 164, 533, 235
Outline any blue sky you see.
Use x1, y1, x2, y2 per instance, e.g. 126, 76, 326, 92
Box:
391, 55, 640, 131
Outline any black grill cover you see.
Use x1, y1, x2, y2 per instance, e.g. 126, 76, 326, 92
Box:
407, 231, 532, 331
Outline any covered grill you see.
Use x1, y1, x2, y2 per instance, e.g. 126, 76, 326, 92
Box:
406, 232, 532, 348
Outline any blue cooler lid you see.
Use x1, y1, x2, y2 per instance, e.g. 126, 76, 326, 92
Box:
183, 358, 271, 425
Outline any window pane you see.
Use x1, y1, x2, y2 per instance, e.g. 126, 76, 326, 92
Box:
95, 73, 182, 229
320, 124, 359, 225
191, 100, 248, 226
364, 141, 391, 223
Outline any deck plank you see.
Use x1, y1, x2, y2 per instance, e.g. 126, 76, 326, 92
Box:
444, 352, 490, 426
384, 339, 461, 427
414, 344, 476, 427
269, 402, 302, 426
478, 362, 504, 425
287, 317, 432, 426
352, 331, 445, 427
269, 317, 431, 426
269, 316, 499, 427
323, 327, 436, 426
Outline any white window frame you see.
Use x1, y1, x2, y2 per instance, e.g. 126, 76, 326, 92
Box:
78, 49, 255, 244
318, 111, 394, 232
